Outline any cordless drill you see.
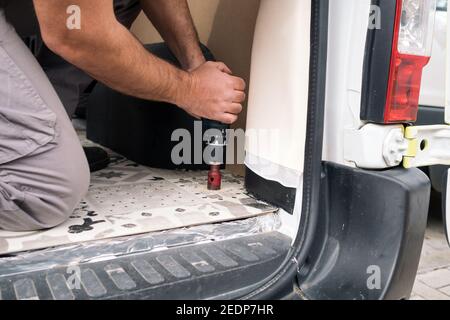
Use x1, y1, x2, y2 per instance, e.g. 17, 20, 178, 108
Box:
202, 119, 229, 190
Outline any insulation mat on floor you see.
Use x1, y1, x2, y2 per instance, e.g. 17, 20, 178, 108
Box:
0, 155, 277, 255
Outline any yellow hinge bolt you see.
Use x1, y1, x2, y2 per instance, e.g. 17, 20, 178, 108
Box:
403, 126, 418, 169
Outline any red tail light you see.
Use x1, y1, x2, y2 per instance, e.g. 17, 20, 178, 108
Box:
384, 0, 436, 123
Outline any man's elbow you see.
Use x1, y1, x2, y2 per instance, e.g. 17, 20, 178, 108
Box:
41, 29, 85, 63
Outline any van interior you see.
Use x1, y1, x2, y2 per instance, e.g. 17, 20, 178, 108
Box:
0, 0, 321, 300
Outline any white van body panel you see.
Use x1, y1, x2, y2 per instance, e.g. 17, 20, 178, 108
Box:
246, 0, 373, 237
322, 0, 370, 166
420, 9, 447, 108
245, 0, 311, 238
246, 0, 311, 185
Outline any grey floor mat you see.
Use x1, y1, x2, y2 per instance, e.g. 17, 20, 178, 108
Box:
0, 134, 277, 255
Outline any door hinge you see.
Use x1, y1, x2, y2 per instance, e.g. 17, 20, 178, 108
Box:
344, 124, 450, 169
402, 125, 450, 168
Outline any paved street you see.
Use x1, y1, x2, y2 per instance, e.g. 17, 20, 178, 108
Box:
411, 216, 450, 300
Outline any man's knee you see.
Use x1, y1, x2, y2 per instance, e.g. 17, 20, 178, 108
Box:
0, 152, 90, 231
41, 156, 90, 229
26, 164, 89, 230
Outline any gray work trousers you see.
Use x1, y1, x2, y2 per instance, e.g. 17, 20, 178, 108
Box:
0, 10, 89, 231
0, 1, 142, 231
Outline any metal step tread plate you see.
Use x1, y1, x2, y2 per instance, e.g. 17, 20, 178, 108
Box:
0, 232, 291, 300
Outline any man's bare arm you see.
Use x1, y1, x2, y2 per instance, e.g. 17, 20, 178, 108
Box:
32, 0, 245, 123
33, 0, 189, 105
140, 0, 205, 71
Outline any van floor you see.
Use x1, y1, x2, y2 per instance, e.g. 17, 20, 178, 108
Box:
0, 129, 277, 256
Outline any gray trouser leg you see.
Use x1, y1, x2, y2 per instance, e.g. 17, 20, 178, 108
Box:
0, 10, 90, 231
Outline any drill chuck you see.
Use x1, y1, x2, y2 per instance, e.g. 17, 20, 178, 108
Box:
202, 119, 229, 165
203, 119, 229, 190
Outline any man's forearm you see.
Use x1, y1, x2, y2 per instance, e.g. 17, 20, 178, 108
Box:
140, 0, 205, 71
33, 0, 191, 105
64, 24, 191, 105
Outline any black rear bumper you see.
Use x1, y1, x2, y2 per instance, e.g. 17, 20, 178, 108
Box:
299, 162, 430, 300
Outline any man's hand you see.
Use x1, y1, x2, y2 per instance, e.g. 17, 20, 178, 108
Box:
181, 62, 246, 124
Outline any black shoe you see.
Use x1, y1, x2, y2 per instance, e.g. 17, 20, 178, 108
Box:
84, 146, 110, 172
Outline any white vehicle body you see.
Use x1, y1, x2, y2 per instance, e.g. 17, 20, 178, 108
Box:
420, 0, 447, 108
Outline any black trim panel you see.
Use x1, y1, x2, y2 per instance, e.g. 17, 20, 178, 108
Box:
245, 167, 296, 214
300, 162, 430, 300
360, 0, 397, 123
417, 105, 445, 125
